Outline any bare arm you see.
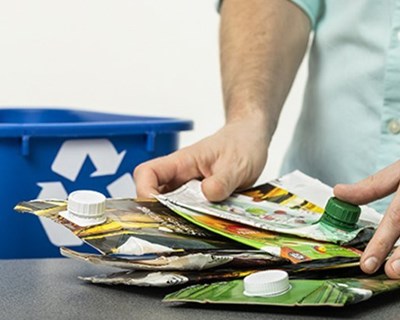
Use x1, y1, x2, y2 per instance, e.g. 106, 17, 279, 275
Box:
220, 0, 310, 140
135, 0, 311, 201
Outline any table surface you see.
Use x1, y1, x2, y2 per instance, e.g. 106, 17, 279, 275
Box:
1, 258, 400, 320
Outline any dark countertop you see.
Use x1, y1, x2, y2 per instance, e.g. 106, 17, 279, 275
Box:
1, 258, 400, 320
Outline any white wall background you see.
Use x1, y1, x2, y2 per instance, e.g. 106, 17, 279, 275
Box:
0, 0, 307, 183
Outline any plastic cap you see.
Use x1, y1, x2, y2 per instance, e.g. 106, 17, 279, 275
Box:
320, 197, 361, 231
243, 270, 290, 297
60, 190, 106, 227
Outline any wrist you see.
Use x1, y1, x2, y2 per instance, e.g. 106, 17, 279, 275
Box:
225, 102, 277, 141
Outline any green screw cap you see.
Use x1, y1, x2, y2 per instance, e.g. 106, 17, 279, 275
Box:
320, 197, 361, 231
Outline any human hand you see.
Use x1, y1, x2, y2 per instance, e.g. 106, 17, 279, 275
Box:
134, 115, 269, 202
334, 160, 400, 278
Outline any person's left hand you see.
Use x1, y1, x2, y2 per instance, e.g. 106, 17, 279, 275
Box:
334, 160, 400, 279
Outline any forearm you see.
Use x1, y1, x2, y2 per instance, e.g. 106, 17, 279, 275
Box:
220, 0, 311, 141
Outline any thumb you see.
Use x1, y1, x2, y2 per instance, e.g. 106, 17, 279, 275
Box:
201, 170, 242, 202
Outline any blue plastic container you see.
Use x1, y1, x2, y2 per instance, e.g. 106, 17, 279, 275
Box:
1, 108, 192, 259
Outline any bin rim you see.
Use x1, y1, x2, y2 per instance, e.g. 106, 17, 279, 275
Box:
0, 108, 193, 137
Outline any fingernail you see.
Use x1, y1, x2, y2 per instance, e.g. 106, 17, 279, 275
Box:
391, 260, 400, 275
363, 256, 378, 273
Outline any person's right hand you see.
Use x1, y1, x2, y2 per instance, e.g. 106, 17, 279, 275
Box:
134, 115, 269, 202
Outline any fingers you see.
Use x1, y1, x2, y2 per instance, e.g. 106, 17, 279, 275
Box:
200, 142, 263, 201
135, 152, 241, 201
134, 160, 162, 198
334, 160, 400, 205
134, 156, 177, 198
201, 168, 243, 202
333, 161, 400, 278
384, 246, 400, 279
360, 185, 400, 277
134, 151, 199, 198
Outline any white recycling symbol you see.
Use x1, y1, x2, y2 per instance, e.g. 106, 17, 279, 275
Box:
36, 139, 136, 247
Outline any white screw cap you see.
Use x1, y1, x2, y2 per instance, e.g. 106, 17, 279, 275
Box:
243, 270, 290, 297
60, 190, 106, 227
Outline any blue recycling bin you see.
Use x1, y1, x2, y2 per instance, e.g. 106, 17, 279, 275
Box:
0, 108, 192, 259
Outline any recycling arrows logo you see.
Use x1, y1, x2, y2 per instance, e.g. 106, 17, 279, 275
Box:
36, 139, 136, 247
52, 139, 125, 181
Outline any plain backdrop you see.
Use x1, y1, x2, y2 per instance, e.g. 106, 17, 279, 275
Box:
0, 0, 307, 183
